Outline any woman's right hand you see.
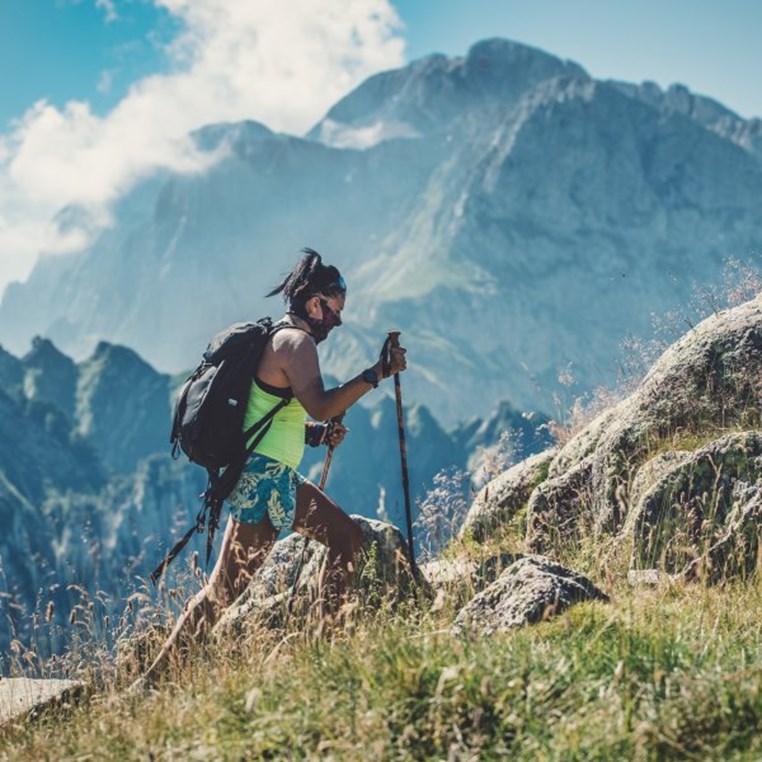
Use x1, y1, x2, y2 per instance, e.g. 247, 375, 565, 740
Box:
376, 337, 407, 379
386, 344, 407, 376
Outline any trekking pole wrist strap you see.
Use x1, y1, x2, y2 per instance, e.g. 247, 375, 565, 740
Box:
380, 336, 393, 379
305, 422, 328, 447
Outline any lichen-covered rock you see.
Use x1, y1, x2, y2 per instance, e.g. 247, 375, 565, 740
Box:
421, 552, 522, 595
215, 516, 423, 636
547, 407, 619, 479
626, 431, 762, 580
459, 449, 556, 541
452, 556, 608, 636
525, 455, 595, 554
528, 296, 762, 553
627, 450, 693, 509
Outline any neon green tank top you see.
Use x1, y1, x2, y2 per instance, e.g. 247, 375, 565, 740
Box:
243, 380, 306, 469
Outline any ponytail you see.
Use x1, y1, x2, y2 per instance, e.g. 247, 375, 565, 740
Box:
267, 248, 346, 312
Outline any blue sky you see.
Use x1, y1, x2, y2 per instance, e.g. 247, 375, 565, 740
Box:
0, 0, 760, 296
2, 0, 760, 130
0, 1, 178, 129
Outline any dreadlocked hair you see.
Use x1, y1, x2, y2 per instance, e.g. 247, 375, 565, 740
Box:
267, 248, 343, 311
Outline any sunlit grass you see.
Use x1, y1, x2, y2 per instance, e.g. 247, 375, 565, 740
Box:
2, 566, 761, 760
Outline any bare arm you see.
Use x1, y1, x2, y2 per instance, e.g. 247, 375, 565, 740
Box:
274, 330, 405, 421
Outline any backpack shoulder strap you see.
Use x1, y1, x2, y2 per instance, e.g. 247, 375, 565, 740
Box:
269, 319, 308, 337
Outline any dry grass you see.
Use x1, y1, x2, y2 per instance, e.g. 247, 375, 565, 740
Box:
1, 563, 761, 760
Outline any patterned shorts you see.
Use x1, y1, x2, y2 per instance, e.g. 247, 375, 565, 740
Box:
227, 453, 306, 530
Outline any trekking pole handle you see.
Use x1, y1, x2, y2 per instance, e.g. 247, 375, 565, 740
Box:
318, 412, 345, 488
386, 330, 401, 378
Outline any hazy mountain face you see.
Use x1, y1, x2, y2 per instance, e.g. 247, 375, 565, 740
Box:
1, 38, 760, 426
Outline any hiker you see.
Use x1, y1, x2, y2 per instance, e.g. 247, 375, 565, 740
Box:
140, 248, 406, 684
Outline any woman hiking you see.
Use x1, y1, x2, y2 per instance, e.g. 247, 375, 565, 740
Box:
138, 248, 407, 687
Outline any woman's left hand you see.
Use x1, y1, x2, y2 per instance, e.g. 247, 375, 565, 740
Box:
326, 421, 348, 447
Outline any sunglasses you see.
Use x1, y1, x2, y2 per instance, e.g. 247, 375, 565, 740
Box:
322, 275, 347, 298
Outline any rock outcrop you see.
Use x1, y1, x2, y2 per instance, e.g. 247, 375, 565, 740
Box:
522, 296, 761, 575
454, 296, 761, 594
625, 431, 762, 580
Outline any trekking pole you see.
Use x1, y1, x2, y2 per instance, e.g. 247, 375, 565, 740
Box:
285, 414, 344, 622
387, 330, 419, 582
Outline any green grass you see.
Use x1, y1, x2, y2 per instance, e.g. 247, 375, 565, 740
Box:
2, 572, 761, 761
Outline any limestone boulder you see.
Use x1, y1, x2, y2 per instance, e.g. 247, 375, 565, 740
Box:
452, 556, 608, 637
459, 449, 556, 541
625, 431, 762, 581
215, 516, 423, 636
0, 678, 85, 726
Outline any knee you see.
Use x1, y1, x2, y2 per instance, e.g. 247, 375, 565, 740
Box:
328, 518, 364, 564
346, 519, 364, 560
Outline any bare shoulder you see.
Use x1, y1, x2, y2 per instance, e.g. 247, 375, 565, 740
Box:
271, 326, 316, 357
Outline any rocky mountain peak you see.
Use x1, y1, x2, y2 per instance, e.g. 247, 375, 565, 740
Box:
24, 336, 73, 366
462, 37, 587, 88
308, 37, 589, 148
21, 336, 78, 417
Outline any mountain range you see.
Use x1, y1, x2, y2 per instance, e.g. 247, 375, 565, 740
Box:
2, 38, 760, 426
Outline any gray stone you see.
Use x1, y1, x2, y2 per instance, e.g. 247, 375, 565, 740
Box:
215, 516, 424, 636
452, 556, 608, 637
0, 678, 85, 725
547, 407, 619, 479
459, 449, 556, 541
626, 431, 762, 580
525, 455, 595, 554
421, 552, 523, 595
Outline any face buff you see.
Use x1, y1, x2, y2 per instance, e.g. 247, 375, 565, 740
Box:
308, 299, 343, 343
290, 298, 342, 344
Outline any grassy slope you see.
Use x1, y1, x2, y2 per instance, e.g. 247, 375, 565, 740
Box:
1, 569, 760, 761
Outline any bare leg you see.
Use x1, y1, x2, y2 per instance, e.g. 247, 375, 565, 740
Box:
292, 482, 363, 618
140, 515, 278, 685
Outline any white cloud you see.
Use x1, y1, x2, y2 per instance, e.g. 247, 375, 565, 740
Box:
0, 0, 405, 296
96, 69, 116, 94
316, 118, 421, 149
95, 0, 119, 23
